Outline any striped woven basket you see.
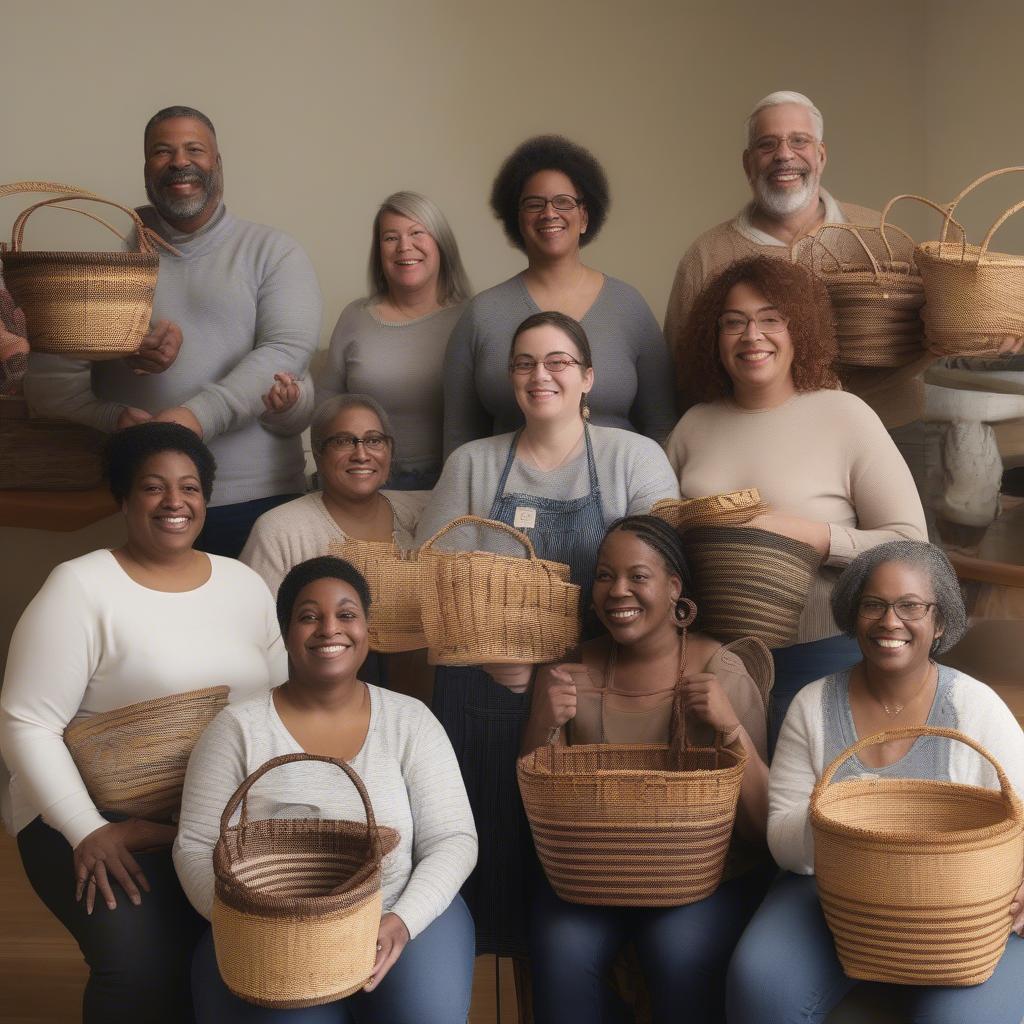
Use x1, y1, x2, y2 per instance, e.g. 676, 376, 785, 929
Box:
212, 754, 401, 1009
651, 489, 766, 532
811, 726, 1024, 986
63, 685, 229, 821
418, 515, 581, 666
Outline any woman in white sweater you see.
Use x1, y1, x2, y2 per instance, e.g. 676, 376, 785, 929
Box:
727, 541, 1024, 1024
0, 422, 286, 1024
176, 556, 477, 1023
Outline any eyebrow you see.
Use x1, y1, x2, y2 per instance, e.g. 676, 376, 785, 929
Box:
721, 305, 779, 315
861, 591, 931, 601
513, 350, 576, 359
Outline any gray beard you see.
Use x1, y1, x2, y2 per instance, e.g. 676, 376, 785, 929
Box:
145, 167, 221, 224
753, 171, 819, 218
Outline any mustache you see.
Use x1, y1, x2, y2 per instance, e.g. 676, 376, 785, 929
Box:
158, 166, 213, 188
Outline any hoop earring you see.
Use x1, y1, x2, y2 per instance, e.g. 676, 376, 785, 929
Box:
673, 597, 697, 628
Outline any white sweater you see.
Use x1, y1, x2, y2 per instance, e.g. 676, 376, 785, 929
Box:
0, 550, 286, 847
173, 686, 477, 940
768, 669, 1024, 874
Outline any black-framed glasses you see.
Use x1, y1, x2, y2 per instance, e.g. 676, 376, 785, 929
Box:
752, 133, 818, 155
857, 599, 936, 622
318, 432, 393, 453
509, 355, 583, 375
718, 312, 790, 335
518, 194, 584, 213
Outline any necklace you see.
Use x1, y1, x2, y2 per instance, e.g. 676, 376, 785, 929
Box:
518, 429, 583, 472
863, 661, 935, 717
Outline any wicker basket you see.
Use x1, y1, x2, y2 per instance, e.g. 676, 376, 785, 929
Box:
63, 686, 229, 820
651, 489, 766, 532
418, 515, 581, 666
811, 726, 1024, 986
212, 753, 401, 1009
0, 181, 178, 361
329, 538, 426, 653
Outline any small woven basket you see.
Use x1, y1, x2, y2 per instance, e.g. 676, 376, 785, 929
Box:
329, 538, 425, 652
418, 515, 581, 666
212, 753, 401, 1009
0, 181, 179, 361
63, 686, 229, 821
651, 488, 767, 532
811, 726, 1024, 987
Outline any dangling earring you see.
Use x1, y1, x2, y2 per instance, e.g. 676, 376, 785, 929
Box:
673, 597, 697, 628
580, 396, 591, 421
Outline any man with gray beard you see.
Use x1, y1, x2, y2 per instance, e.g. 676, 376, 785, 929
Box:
26, 105, 321, 557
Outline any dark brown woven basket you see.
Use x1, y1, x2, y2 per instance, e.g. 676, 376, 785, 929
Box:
650, 489, 767, 532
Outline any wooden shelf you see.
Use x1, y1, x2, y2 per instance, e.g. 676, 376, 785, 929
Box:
0, 486, 117, 532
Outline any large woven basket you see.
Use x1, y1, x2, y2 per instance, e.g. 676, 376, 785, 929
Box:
418, 515, 581, 665
329, 538, 425, 653
1, 181, 178, 360
651, 488, 766, 532
914, 167, 1024, 356
811, 726, 1024, 987
212, 753, 401, 1009
63, 685, 229, 820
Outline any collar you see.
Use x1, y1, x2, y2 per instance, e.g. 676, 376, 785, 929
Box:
733, 188, 845, 246
136, 201, 228, 247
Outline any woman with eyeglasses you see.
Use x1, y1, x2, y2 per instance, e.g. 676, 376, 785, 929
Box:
728, 540, 1024, 1024
442, 134, 676, 457
664, 257, 927, 752
416, 310, 679, 956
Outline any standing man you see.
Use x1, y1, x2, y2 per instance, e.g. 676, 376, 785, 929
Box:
26, 105, 321, 557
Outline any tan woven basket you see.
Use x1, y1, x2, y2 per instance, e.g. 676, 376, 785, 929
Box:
212, 753, 401, 1009
63, 686, 229, 821
0, 181, 179, 360
418, 515, 581, 666
651, 489, 767, 532
811, 726, 1024, 986
329, 538, 426, 653
914, 167, 1024, 356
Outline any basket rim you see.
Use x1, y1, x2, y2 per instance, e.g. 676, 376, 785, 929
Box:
1, 249, 160, 264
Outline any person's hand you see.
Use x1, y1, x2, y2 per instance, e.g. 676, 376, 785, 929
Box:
535, 663, 581, 732
0, 289, 30, 396
125, 320, 183, 375
992, 335, 1024, 355
678, 672, 741, 738
152, 406, 203, 438
1010, 876, 1024, 936
261, 372, 300, 415
482, 663, 533, 693
744, 512, 829, 559
363, 913, 410, 992
116, 406, 153, 430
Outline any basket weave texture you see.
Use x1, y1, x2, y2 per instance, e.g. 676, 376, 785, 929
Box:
63, 686, 228, 820
212, 753, 401, 1009
418, 515, 580, 665
810, 726, 1024, 986
650, 489, 766, 532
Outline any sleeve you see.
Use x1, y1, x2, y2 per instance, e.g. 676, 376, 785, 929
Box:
442, 303, 492, 458
0, 563, 108, 847
626, 298, 677, 442
172, 709, 250, 919
662, 415, 688, 481
624, 437, 680, 514
182, 241, 322, 441
239, 514, 291, 608
23, 352, 123, 432
312, 305, 353, 409
412, 446, 474, 546
389, 705, 477, 939
259, 374, 315, 437
662, 247, 705, 411
259, 579, 288, 684
952, 677, 1024, 800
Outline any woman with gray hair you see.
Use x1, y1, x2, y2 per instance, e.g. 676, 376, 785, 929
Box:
728, 540, 1024, 1023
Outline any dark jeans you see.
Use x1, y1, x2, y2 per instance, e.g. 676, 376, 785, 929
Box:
17, 815, 205, 1024
195, 493, 302, 559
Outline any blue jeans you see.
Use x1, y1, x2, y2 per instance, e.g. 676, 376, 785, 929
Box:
727, 873, 1024, 1024
195, 492, 302, 559
530, 867, 774, 1024
191, 896, 475, 1023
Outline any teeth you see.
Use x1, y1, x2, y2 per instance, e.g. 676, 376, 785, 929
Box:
739, 352, 772, 362
315, 644, 349, 655
159, 516, 189, 524
875, 638, 909, 649
607, 609, 641, 620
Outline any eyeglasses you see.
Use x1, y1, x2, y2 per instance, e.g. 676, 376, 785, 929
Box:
718, 312, 790, 335
857, 599, 936, 622
510, 355, 583, 374
518, 194, 584, 213
318, 432, 393, 453
752, 133, 818, 155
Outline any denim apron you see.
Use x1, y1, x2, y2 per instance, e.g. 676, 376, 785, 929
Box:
433, 425, 607, 956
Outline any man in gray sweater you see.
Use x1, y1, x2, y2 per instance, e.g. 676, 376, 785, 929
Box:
25, 105, 322, 557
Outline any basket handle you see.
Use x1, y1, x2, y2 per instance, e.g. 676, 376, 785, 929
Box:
0, 180, 103, 201
978, 198, 1024, 259
419, 514, 537, 559
809, 223, 883, 280
817, 725, 1018, 806
878, 193, 967, 264
938, 166, 1024, 245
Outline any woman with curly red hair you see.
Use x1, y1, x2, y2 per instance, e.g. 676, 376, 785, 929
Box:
664, 257, 927, 751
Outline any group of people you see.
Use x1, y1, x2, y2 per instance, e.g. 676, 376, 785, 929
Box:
1, 88, 1023, 1024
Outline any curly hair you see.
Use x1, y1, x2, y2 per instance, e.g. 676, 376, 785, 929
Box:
679, 256, 840, 404
276, 555, 372, 634
489, 135, 610, 251
105, 422, 216, 504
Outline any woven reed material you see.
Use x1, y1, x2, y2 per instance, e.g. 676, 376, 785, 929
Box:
212, 753, 400, 1009
62, 685, 228, 821
650, 488, 766, 532
418, 515, 580, 666
810, 726, 1024, 987
329, 538, 426, 653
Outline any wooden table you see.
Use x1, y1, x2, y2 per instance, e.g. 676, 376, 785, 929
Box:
0, 486, 117, 531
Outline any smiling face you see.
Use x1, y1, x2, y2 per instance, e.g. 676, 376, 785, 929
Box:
743, 102, 826, 218
510, 323, 594, 426
286, 577, 369, 688
144, 116, 223, 231
517, 169, 588, 262
316, 405, 392, 503
717, 281, 796, 403
378, 211, 441, 300
592, 530, 682, 646
123, 450, 206, 555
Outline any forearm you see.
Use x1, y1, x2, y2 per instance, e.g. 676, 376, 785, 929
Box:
389, 832, 478, 940
733, 726, 769, 843
24, 353, 122, 431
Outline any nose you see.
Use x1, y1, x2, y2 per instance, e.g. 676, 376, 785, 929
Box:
528, 361, 552, 383
773, 138, 796, 160
169, 148, 192, 169
608, 575, 631, 598
740, 316, 763, 342
878, 603, 903, 628
348, 440, 370, 462
161, 487, 185, 508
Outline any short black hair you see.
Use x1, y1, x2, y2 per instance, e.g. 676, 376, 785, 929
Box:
144, 105, 217, 149
105, 422, 216, 503
489, 134, 610, 250
276, 556, 373, 634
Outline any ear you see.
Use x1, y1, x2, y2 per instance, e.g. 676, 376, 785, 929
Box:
579, 202, 589, 236
742, 148, 753, 183
581, 366, 595, 394
817, 141, 827, 174
669, 573, 682, 604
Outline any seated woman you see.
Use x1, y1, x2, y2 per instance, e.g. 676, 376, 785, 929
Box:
0, 422, 286, 1024
175, 556, 478, 1024
521, 515, 772, 1024
728, 540, 1024, 1024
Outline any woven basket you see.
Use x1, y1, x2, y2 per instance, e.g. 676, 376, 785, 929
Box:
681, 525, 820, 647
651, 489, 766, 532
914, 167, 1024, 356
63, 686, 229, 820
811, 726, 1024, 986
329, 538, 425, 653
0, 181, 178, 360
212, 753, 401, 1009
418, 515, 581, 666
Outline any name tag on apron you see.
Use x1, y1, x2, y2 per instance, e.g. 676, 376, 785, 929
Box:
513, 506, 537, 529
